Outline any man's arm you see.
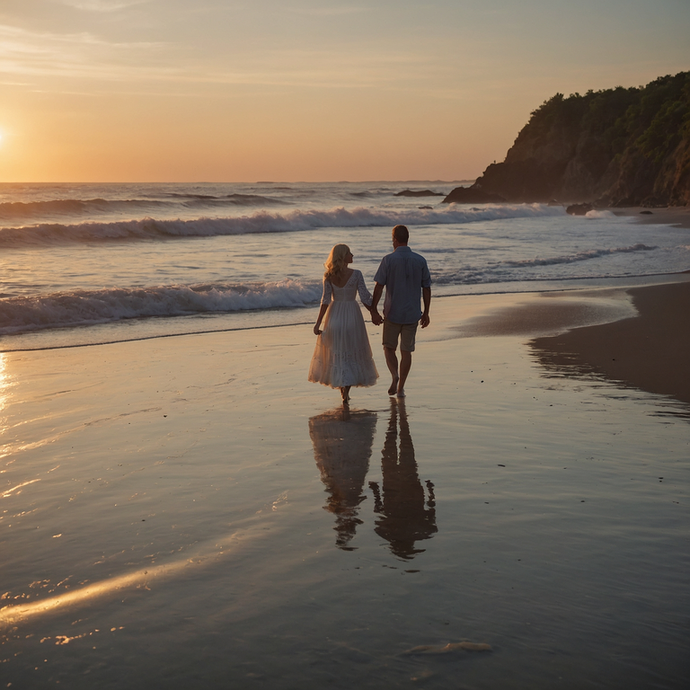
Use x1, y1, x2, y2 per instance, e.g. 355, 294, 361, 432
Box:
420, 286, 431, 328
371, 282, 383, 310
371, 282, 384, 325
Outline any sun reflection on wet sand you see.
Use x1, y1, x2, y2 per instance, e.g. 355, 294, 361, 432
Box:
0, 522, 270, 627
0, 351, 63, 462
0, 561, 185, 626
1, 478, 41, 497
0, 352, 9, 431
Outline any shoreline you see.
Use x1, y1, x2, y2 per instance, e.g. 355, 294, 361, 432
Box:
531, 279, 690, 405
431, 272, 690, 408
2, 272, 689, 410
610, 205, 690, 229
3, 267, 689, 355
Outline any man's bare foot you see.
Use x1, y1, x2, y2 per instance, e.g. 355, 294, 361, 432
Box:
396, 389, 405, 398
388, 377, 399, 396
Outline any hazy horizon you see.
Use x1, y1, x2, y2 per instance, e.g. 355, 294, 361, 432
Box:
0, 0, 688, 183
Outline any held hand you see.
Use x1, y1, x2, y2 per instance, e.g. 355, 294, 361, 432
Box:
420, 313, 430, 328
371, 311, 383, 326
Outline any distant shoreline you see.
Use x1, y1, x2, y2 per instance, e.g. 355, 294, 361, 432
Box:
612, 206, 690, 230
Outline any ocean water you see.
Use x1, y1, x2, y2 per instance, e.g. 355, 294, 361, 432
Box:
1, 181, 689, 351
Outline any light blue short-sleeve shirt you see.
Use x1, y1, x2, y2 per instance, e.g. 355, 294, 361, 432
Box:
374, 246, 431, 324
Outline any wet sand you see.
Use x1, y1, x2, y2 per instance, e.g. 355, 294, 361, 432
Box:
455, 275, 690, 405
1, 278, 689, 689
532, 279, 690, 404
615, 205, 690, 229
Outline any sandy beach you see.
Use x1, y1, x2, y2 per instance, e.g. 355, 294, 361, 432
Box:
1, 271, 688, 689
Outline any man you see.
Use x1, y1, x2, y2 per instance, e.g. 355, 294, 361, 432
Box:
371, 225, 431, 398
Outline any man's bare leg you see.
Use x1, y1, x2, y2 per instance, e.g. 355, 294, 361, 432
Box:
397, 350, 412, 397
384, 346, 399, 395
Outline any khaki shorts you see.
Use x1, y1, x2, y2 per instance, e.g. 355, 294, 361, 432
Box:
382, 320, 418, 352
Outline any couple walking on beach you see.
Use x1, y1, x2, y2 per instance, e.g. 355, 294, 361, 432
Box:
308, 224, 431, 403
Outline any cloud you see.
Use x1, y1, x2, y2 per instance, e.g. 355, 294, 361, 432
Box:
0, 20, 438, 93
285, 4, 371, 17
51, 0, 150, 11
182, 46, 436, 90
0, 23, 168, 82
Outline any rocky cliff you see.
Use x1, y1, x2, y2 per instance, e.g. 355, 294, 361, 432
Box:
445, 72, 690, 207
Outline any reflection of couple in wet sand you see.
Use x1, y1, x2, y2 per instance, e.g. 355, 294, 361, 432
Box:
309, 400, 437, 558
308, 225, 431, 403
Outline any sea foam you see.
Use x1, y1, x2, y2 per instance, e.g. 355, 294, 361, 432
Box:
0, 281, 322, 335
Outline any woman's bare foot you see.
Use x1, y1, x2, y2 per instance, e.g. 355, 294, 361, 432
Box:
388, 377, 399, 396
340, 386, 351, 403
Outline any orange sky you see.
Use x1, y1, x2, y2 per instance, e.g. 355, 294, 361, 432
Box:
0, 0, 688, 182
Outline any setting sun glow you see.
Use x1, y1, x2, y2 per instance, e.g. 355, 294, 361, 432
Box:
0, 1, 688, 182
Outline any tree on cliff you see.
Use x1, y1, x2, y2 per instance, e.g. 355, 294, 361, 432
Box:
444, 72, 690, 207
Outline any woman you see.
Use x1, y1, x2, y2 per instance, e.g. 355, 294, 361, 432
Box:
308, 244, 378, 402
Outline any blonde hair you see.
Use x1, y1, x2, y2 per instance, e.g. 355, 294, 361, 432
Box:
324, 244, 350, 282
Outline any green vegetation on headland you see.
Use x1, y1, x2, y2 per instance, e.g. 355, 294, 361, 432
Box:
445, 71, 690, 207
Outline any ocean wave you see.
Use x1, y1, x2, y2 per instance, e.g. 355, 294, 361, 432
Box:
0, 203, 565, 247
0, 198, 165, 220
502, 243, 657, 267
585, 209, 617, 219
169, 193, 287, 207
0, 281, 322, 336
0, 194, 287, 223
169, 193, 218, 200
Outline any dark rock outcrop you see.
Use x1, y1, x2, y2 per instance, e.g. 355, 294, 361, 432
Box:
442, 186, 505, 204
444, 72, 690, 207
566, 203, 594, 216
395, 189, 444, 197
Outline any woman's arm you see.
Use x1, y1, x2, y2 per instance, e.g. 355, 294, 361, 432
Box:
314, 278, 332, 335
313, 303, 328, 335
355, 270, 374, 309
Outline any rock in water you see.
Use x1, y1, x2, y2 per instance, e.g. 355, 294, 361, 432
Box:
404, 641, 493, 655
442, 187, 506, 204
395, 189, 445, 197
566, 203, 594, 215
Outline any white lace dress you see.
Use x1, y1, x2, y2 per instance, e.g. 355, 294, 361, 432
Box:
308, 270, 379, 389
